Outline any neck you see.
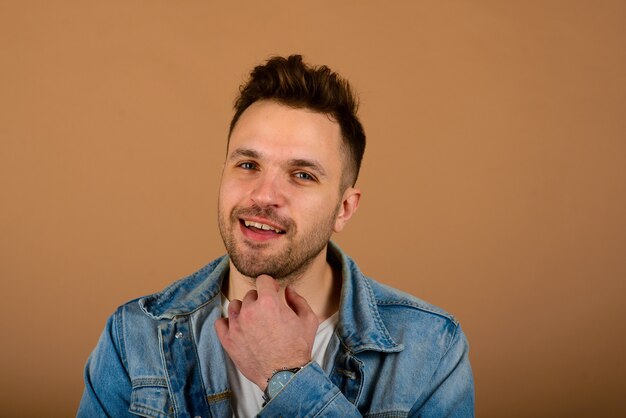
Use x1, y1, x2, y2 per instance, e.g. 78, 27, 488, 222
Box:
223, 246, 341, 322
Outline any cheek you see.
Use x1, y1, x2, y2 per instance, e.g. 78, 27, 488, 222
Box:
218, 192, 236, 221
219, 178, 246, 207
298, 195, 341, 223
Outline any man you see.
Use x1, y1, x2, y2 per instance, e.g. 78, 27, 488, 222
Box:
78, 55, 474, 417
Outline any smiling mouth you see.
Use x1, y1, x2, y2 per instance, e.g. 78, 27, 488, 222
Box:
242, 220, 286, 234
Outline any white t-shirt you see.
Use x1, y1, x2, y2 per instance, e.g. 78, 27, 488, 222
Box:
220, 294, 338, 418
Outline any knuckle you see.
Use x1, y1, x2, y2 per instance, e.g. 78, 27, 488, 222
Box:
258, 294, 277, 309
239, 308, 254, 321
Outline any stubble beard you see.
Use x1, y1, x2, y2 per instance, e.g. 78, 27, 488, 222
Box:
217, 201, 339, 283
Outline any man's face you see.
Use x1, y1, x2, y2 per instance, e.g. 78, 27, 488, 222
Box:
218, 100, 358, 282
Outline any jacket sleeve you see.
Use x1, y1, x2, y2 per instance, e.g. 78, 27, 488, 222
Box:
258, 361, 363, 417
412, 325, 475, 417
260, 326, 474, 418
77, 309, 134, 418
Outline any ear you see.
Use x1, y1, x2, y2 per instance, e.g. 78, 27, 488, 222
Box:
334, 187, 361, 233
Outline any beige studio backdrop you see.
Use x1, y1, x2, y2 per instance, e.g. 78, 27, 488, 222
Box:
1, 1, 625, 417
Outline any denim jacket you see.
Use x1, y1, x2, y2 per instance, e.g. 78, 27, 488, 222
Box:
78, 243, 474, 417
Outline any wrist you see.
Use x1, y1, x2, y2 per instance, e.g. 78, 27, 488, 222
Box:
262, 365, 305, 403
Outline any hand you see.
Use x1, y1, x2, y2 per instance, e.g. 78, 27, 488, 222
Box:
214, 275, 319, 390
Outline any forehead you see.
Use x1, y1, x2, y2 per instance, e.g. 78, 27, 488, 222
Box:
228, 101, 344, 166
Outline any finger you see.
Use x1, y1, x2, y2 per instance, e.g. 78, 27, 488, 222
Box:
214, 318, 230, 344
285, 285, 317, 321
241, 289, 258, 306
255, 274, 280, 294
228, 299, 242, 318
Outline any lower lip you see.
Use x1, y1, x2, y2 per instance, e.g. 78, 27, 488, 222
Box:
239, 221, 284, 242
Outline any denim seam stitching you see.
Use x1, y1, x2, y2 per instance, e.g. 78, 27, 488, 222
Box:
417, 322, 462, 411
129, 402, 171, 418
376, 300, 457, 324
186, 314, 211, 411
158, 325, 179, 417
206, 389, 231, 403
115, 307, 130, 374
441, 321, 460, 361
362, 278, 398, 348
311, 389, 342, 418
364, 411, 408, 418
131, 377, 169, 388
140, 257, 226, 318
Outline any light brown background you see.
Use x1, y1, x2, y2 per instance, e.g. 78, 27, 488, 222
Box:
1, 1, 625, 417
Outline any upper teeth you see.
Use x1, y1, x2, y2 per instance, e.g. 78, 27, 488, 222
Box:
244, 220, 284, 233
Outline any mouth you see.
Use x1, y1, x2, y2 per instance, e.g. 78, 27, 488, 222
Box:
241, 219, 286, 235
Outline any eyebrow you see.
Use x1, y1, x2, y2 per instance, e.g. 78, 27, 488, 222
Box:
227, 148, 260, 161
288, 158, 327, 178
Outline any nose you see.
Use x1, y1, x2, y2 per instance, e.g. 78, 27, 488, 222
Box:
250, 171, 285, 208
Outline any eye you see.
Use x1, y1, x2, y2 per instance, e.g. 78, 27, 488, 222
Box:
294, 171, 316, 182
237, 162, 257, 170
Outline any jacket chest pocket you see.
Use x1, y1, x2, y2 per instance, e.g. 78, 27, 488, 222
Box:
129, 378, 174, 418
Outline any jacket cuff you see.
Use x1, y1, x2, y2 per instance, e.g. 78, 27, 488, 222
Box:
259, 361, 342, 417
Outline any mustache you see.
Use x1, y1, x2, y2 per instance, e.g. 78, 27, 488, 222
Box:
231, 205, 294, 230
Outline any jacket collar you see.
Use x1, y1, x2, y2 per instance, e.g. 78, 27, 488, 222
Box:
139, 242, 402, 353
139, 256, 229, 320
329, 242, 403, 354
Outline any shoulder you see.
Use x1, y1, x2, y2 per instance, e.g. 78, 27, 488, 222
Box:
336, 243, 458, 329
116, 255, 229, 321
365, 276, 463, 350
104, 255, 228, 348
333, 241, 465, 355
101, 256, 229, 374
366, 277, 458, 326
332, 242, 463, 346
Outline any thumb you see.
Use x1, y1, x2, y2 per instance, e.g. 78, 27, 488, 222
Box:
214, 318, 230, 346
256, 274, 280, 292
